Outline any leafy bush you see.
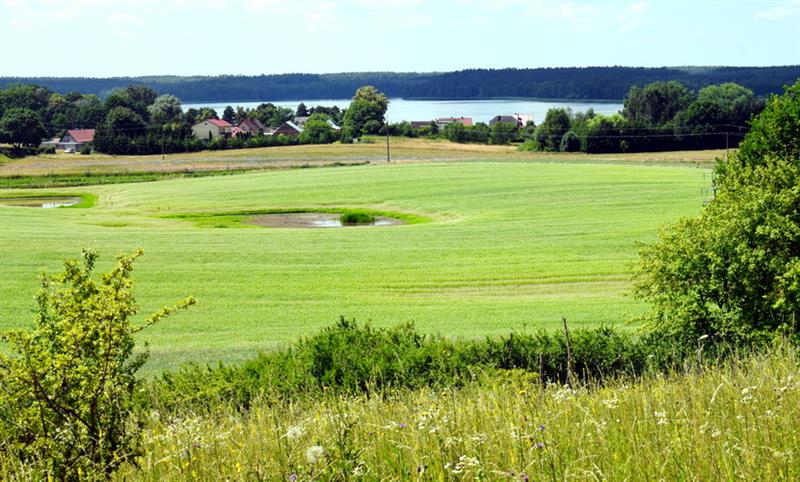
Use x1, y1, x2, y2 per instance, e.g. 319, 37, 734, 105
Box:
0, 250, 194, 480
38, 145, 56, 154
79, 144, 92, 155
560, 131, 581, 152
340, 211, 375, 225
636, 80, 800, 345
145, 319, 670, 414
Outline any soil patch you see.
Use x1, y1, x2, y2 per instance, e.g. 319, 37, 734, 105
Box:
245, 212, 405, 228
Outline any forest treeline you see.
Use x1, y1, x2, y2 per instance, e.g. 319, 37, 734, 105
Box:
2, 66, 799, 101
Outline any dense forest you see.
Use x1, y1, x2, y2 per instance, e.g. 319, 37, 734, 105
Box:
2, 66, 798, 102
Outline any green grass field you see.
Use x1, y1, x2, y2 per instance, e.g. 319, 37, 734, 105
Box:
0, 160, 710, 371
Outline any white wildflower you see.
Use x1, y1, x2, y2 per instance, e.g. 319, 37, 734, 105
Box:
284, 425, 305, 441
305, 445, 325, 464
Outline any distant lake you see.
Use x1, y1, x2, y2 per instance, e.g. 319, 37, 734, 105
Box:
181, 98, 623, 124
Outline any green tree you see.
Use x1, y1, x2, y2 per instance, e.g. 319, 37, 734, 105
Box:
93, 107, 147, 154
623, 81, 694, 126
635, 80, 800, 344
104, 85, 157, 121
489, 121, 517, 145
535, 108, 572, 151
443, 122, 467, 142
0, 108, 47, 148
0, 250, 194, 480
222, 105, 235, 124
0, 84, 50, 113
147, 94, 183, 126
559, 131, 581, 152
342, 85, 389, 138
296, 102, 309, 117
298, 113, 336, 144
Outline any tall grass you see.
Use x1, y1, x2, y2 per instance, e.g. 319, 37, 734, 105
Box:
90, 346, 799, 480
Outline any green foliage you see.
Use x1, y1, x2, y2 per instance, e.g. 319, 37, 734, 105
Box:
623, 80, 694, 125
147, 94, 183, 126
222, 105, 235, 124
559, 130, 581, 152
636, 80, 800, 345
298, 113, 337, 145
0, 107, 47, 148
339, 210, 375, 225
147, 319, 652, 413
343, 85, 388, 137
105, 85, 157, 122
112, 347, 800, 481
535, 108, 572, 151
0, 250, 194, 480
489, 121, 516, 145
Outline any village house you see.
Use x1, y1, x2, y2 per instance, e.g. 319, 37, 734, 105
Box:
410, 121, 433, 129
58, 129, 95, 152
489, 114, 534, 128
237, 118, 267, 135
192, 118, 233, 140
273, 117, 341, 137
273, 120, 304, 136
435, 117, 474, 129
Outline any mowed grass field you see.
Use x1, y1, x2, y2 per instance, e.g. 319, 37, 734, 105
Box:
0, 161, 710, 371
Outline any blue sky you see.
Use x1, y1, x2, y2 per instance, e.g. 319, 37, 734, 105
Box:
1, 0, 798, 77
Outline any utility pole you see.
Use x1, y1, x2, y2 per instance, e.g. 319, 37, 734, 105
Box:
725, 131, 729, 161
385, 121, 390, 163
161, 129, 166, 160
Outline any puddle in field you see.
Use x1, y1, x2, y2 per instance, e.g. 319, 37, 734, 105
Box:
245, 212, 405, 228
0, 196, 82, 208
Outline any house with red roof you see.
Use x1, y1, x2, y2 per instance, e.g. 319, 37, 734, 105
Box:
192, 118, 233, 140
58, 129, 95, 152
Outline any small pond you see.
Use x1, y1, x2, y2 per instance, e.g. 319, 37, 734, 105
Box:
0, 197, 82, 208
245, 212, 404, 228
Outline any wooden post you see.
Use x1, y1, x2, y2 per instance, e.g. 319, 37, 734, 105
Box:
562, 316, 575, 388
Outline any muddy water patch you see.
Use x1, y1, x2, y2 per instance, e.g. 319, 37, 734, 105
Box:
0, 196, 83, 208
245, 212, 405, 228
166, 208, 427, 229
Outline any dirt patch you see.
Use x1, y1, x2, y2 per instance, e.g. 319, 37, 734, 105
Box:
245, 212, 405, 228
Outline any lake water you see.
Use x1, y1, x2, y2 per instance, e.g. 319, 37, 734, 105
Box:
181, 98, 623, 125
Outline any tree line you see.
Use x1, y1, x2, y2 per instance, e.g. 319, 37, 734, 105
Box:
381, 80, 770, 153
0, 83, 389, 155
517, 81, 767, 153
1, 66, 798, 102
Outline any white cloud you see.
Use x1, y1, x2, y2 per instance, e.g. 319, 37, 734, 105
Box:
108, 11, 144, 25
355, 0, 424, 8
754, 0, 800, 21
618, 0, 650, 32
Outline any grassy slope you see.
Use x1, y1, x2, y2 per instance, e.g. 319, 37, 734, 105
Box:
0, 161, 709, 370
112, 349, 799, 481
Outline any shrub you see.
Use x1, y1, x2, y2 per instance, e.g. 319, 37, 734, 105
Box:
79, 144, 92, 155
560, 131, 581, 152
340, 211, 375, 225
38, 145, 56, 154
635, 80, 800, 345
0, 250, 194, 480
145, 319, 666, 414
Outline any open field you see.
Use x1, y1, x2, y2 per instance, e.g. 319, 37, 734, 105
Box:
0, 137, 725, 177
0, 159, 709, 371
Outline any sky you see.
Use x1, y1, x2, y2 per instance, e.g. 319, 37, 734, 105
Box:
1, 0, 798, 77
